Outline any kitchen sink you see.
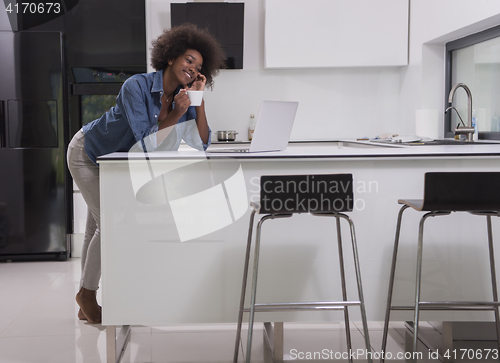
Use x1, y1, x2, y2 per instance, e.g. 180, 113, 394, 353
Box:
290, 141, 402, 149
371, 139, 500, 146
401, 139, 500, 146
336, 141, 402, 148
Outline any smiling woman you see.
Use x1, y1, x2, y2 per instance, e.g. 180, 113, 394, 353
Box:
150, 24, 226, 144
66, 23, 226, 325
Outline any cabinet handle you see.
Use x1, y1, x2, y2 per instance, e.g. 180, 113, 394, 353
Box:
0, 101, 5, 148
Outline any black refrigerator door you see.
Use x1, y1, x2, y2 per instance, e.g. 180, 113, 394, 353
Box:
0, 31, 67, 260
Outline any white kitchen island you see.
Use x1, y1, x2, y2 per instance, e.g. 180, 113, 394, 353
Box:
98, 140, 500, 360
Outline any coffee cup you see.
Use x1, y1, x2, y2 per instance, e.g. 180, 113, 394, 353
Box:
186, 90, 204, 106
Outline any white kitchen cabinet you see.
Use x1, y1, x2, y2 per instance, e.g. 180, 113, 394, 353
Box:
264, 0, 409, 68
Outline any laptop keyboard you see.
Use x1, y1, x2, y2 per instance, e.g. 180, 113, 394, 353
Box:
206, 148, 250, 153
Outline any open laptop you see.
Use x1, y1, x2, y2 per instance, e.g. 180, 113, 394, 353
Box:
206, 100, 298, 153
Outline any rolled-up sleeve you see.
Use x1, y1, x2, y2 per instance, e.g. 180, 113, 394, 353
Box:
183, 107, 212, 150
190, 107, 211, 150
180, 118, 211, 151
202, 128, 212, 150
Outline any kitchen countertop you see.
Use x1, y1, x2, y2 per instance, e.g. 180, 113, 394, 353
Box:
98, 139, 500, 162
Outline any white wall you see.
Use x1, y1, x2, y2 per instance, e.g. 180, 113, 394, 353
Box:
146, 0, 500, 141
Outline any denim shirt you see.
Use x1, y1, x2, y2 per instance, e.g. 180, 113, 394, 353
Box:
82, 69, 211, 165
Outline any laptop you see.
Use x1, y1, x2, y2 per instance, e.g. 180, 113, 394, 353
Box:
206, 100, 298, 153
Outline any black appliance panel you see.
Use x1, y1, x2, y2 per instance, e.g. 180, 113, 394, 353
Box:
171, 3, 245, 69
0, 31, 67, 260
65, 0, 146, 67
12, 30, 65, 99
7, 100, 58, 148
0, 148, 66, 256
72, 66, 140, 83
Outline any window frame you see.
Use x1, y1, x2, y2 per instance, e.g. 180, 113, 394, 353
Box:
445, 24, 500, 139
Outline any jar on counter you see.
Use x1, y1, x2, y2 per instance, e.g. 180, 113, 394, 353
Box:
248, 114, 256, 141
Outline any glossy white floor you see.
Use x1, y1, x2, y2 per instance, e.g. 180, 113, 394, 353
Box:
0, 258, 453, 363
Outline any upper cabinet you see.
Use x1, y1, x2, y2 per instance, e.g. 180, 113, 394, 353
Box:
264, 0, 409, 68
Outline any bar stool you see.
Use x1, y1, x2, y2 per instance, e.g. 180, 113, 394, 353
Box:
233, 174, 372, 363
381, 172, 500, 362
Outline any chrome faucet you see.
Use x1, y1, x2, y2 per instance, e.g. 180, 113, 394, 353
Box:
446, 83, 475, 142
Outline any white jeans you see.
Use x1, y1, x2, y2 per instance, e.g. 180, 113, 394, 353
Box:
67, 130, 101, 290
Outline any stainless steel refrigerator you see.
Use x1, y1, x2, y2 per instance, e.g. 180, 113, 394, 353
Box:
0, 28, 68, 260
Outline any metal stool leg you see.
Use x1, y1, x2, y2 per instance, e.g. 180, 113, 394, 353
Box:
412, 212, 435, 362
234, 208, 257, 363
486, 215, 500, 353
335, 216, 352, 361
381, 205, 409, 362
245, 214, 291, 363
246, 216, 267, 363
339, 213, 372, 363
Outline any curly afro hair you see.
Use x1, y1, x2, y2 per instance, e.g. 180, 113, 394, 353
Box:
150, 24, 226, 89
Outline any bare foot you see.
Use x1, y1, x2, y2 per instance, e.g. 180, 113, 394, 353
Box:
78, 308, 88, 321
78, 306, 102, 321
76, 287, 102, 324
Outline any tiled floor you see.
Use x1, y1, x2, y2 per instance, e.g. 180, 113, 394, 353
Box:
0, 258, 472, 363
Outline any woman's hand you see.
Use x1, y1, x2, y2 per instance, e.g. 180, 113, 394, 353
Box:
171, 90, 191, 117
188, 73, 206, 91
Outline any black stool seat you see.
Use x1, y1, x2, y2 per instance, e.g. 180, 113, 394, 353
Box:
401, 172, 500, 212
233, 174, 371, 363
382, 172, 500, 362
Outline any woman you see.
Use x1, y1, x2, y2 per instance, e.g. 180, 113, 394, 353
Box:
67, 24, 226, 324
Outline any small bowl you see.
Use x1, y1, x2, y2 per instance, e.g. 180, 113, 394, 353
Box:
217, 131, 238, 142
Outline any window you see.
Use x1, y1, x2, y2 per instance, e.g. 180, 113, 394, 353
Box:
445, 25, 500, 139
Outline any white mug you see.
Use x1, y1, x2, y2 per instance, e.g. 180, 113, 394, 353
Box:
186, 90, 204, 106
